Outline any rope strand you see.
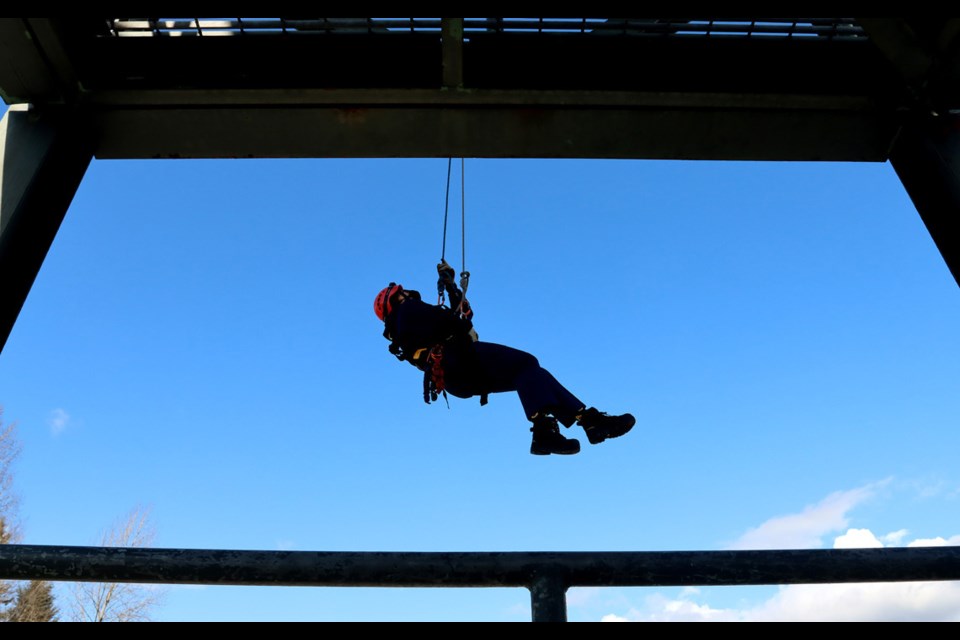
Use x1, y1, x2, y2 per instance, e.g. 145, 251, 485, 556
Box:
439, 158, 470, 312
441, 158, 452, 262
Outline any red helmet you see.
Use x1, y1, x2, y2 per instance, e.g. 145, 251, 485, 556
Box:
374, 283, 403, 322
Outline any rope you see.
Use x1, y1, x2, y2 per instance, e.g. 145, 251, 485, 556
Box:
441, 158, 452, 263
459, 158, 470, 301
440, 158, 471, 307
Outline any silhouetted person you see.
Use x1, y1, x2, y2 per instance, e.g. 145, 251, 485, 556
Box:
374, 263, 635, 455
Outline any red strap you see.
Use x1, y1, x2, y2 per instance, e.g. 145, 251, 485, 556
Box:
429, 345, 445, 394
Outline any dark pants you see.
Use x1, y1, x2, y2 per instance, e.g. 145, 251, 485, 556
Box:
441, 341, 585, 426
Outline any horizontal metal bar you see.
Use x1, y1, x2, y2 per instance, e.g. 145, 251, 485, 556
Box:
77, 88, 878, 111
104, 18, 864, 38
85, 104, 894, 162
461, 20, 862, 36
110, 18, 441, 34
2, 545, 958, 587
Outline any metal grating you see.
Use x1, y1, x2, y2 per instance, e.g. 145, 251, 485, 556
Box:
104, 18, 867, 40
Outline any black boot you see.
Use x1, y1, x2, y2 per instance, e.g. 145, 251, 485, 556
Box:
530, 415, 581, 455
576, 407, 636, 445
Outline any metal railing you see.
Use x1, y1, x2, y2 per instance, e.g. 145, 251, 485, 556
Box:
103, 18, 866, 41
2, 544, 959, 621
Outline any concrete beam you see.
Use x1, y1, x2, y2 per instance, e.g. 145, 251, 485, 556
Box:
88, 101, 896, 161
0, 20, 62, 104
0, 105, 93, 352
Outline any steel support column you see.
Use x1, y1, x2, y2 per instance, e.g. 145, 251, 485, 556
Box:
441, 18, 464, 89
529, 569, 568, 623
0, 105, 93, 353
890, 114, 960, 287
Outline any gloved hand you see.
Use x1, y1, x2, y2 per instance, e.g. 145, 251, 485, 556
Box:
458, 298, 473, 321
437, 259, 456, 284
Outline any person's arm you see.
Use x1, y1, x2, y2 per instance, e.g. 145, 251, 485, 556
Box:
437, 259, 464, 311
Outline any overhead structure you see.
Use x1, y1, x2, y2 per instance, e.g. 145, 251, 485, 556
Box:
1, 17, 959, 352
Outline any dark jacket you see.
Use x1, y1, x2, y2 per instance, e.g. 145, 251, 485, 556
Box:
384, 292, 475, 370
383, 287, 583, 416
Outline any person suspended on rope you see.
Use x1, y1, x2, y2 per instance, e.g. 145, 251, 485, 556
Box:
374, 261, 635, 456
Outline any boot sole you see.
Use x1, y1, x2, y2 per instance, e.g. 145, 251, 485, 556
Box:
530, 443, 581, 455
585, 418, 636, 445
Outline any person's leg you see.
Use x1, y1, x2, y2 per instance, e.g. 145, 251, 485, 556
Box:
529, 414, 580, 455
444, 342, 583, 454
468, 342, 585, 423
479, 344, 636, 445
444, 341, 635, 450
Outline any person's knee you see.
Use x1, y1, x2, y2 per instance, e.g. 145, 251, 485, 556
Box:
517, 350, 539, 369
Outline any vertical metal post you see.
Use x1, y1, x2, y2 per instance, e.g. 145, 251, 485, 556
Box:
889, 113, 960, 288
441, 18, 464, 89
529, 570, 568, 622
0, 105, 93, 353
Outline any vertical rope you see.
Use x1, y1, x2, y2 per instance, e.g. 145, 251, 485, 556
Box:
440, 158, 470, 311
441, 158, 452, 262
458, 158, 471, 309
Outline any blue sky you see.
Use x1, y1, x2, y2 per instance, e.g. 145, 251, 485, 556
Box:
1, 105, 959, 621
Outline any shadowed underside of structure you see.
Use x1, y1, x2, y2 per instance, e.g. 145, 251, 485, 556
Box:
4, 19, 956, 301
0, 18, 959, 622
1, 17, 957, 161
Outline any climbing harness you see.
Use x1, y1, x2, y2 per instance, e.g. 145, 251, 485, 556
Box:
382, 158, 488, 408
422, 344, 448, 407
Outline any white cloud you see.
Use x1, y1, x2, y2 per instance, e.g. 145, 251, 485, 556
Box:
48, 408, 70, 436
589, 481, 960, 622
744, 582, 960, 622
834, 528, 883, 549
727, 480, 889, 550
600, 614, 630, 622
883, 529, 909, 545
276, 540, 296, 551
908, 535, 960, 547
654, 595, 734, 621
604, 567, 960, 622
678, 586, 700, 598
618, 593, 742, 622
